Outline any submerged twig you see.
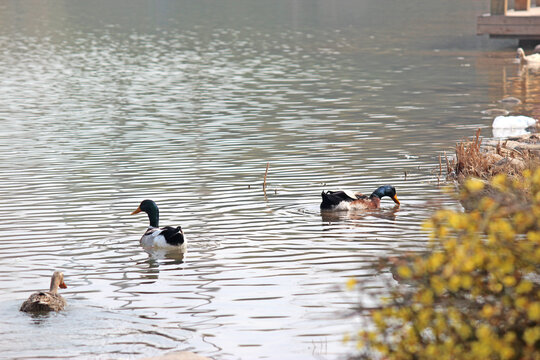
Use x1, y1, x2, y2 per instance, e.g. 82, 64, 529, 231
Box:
263, 162, 269, 194
445, 151, 449, 177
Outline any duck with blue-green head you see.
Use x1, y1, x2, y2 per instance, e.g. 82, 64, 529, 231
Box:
321, 185, 400, 211
131, 199, 186, 252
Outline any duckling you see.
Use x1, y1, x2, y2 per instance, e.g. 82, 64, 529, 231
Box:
131, 199, 186, 252
20, 271, 67, 313
321, 185, 400, 210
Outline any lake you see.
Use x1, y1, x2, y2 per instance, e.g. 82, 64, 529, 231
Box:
0, 0, 532, 359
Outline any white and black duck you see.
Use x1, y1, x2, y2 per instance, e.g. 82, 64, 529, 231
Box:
131, 199, 187, 252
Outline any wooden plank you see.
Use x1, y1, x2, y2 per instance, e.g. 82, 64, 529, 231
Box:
491, 0, 507, 15
477, 26, 540, 36
477, 21, 540, 36
506, 8, 540, 16
478, 15, 540, 25
477, 12, 540, 36
515, 0, 531, 11
477, 6, 540, 38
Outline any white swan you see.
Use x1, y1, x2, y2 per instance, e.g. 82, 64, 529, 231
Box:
492, 115, 537, 138
492, 115, 537, 129
516, 48, 540, 64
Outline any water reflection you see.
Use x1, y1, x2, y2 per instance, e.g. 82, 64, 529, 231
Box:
0, 0, 513, 359
320, 206, 400, 223
139, 249, 185, 281
144, 249, 186, 264
478, 50, 540, 122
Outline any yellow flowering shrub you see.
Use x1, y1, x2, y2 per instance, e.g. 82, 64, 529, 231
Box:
353, 170, 540, 360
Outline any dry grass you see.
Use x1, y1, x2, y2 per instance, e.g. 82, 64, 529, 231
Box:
446, 129, 540, 210
447, 129, 540, 183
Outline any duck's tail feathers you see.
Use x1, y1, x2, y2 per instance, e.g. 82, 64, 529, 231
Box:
161, 226, 185, 246
321, 190, 356, 210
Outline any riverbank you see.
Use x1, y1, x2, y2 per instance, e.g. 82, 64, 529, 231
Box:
446, 129, 540, 210
447, 129, 540, 183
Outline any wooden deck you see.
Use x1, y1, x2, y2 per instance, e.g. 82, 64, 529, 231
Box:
478, 0, 540, 40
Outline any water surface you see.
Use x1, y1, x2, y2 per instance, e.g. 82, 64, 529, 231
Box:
0, 0, 533, 359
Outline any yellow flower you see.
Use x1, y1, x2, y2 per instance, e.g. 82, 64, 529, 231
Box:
430, 275, 446, 295
476, 324, 493, 340
523, 326, 540, 346
481, 304, 494, 318
515, 297, 528, 310
449, 275, 461, 292
457, 323, 472, 340
462, 257, 476, 272
419, 289, 434, 305
397, 265, 412, 279
492, 173, 508, 191
427, 252, 445, 272
372, 310, 385, 328
502, 275, 516, 287
448, 213, 462, 229
358, 171, 540, 358
425, 344, 438, 357
516, 280, 533, 294
460, 274, 473, 289
465, 178, 485, 192
527, 231, 540, 242
418, 308, 432, 327
528, 302, 540, 321
500, 346, 515, 360
346, 277, 357, 291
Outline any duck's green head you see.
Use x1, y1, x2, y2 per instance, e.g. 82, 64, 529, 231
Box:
131, 199, 160, 227
371, 185, 400, 205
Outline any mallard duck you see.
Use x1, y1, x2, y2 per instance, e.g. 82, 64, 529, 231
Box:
517, 48, 540, 64
320, 185, 400, 210
131, 199, 187, 252
20, 271, 67, 313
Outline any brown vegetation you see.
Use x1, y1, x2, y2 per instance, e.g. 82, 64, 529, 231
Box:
447, 129, 540, 183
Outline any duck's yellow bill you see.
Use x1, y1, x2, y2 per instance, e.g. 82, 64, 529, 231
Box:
391, 195, 400, 205
131, 207, 142, 215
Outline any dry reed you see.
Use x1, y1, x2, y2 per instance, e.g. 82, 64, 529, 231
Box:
263, 162, 269, 193
447, 129, 539, 183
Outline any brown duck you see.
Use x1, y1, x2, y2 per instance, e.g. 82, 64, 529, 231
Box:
20, 271, 67, 313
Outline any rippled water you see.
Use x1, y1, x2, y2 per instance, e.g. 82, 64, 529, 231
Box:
0, 0, 534, 359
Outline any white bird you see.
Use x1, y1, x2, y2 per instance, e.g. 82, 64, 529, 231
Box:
516, 48, 540, 64
492, 115, 537, 129
131, 199, 187, 252
492, 115, 537, 138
